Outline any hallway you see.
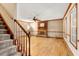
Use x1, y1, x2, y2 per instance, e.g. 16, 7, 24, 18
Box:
27, 36, 73, 56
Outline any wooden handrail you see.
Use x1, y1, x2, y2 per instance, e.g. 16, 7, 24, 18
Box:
14, 19, 30, 37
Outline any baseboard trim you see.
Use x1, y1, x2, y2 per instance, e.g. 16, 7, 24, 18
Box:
47, 36, 63, 39
63, 38, 74, 56
31, 35, 63, 39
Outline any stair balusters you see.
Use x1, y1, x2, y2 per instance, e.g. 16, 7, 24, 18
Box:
14, 20, 30, 56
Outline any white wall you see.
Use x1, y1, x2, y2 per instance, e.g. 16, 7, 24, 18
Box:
27, 19, 63, 37
27, 20, 63, 37
14, 20, 38, 36
48, 20, 63, 38
30, 22, 38, 35
14, 20, 31, 37
17, 20, 30, 31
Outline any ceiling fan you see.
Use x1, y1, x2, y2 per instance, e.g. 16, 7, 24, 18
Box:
33, 16, 40, 22
33, 16, 37, 21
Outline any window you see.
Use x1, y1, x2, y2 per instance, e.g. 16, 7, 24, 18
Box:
70, 4, 77, 49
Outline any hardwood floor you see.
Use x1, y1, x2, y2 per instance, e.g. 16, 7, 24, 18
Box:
26, 36, 73, 56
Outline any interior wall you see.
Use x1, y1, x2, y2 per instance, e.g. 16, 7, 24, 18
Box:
14, 20, 38, 36
14, 20, 30, 37
1, 3, 17, 19
17, 20, 30, 31
0, 4, 15, 35
48, 20, 63, 38
29, 22, 38, 35
63, 3, 79, 56
27, 19, 63, 37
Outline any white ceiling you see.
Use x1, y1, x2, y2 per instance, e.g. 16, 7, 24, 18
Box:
17, 3, 69, 21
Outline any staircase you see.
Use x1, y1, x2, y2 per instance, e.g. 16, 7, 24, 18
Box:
0, 15, 20, 56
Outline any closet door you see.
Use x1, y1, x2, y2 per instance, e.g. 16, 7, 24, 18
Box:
70, 4, 77, 49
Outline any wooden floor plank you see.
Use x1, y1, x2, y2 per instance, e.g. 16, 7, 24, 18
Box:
23, 36, 73, 56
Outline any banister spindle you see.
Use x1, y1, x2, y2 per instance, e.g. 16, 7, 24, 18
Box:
25, 34, 27, 56
26, 32, 31, 56
19, 28, 21, 52
14, 19, 31, 56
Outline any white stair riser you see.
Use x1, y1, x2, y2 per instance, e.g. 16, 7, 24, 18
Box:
0, 29, 7, 34
0, 35, 10, 40
8, 47, 17, 56
0, 40, 13, 49
0, 21, 3, 24
0, 46, 17, 56
13, 53, 21, 56
0, 25, 5, 29
0, 31, 7, 34
0, 23, 3, 25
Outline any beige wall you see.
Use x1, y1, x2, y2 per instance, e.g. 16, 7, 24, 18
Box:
17, 20, 30, 31
15, 20, 31, 33
17, 20, 38, 36
18, 20, 63, 37
1, 3, 17, 18
15, 20, 34, 36
0, 4, 15, 35
27, 20, 63, 37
